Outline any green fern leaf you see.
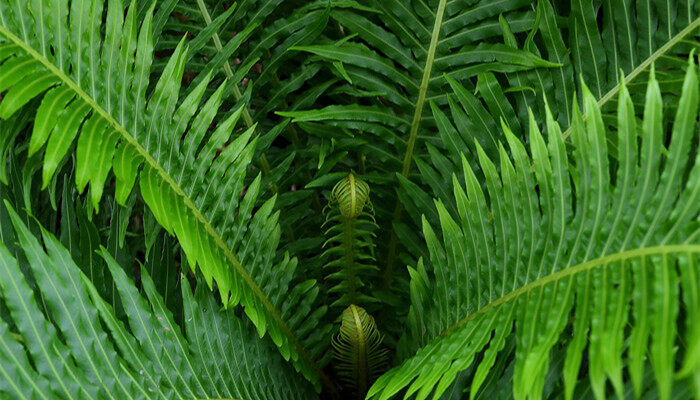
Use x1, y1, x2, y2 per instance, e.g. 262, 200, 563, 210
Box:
0, 200, 318, 399
369, 55, 700, 400
0, 0, 330, 389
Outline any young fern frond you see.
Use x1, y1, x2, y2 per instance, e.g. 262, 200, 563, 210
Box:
322, 174, 378, 308
332, 173, 371, 220
332, 304, 389, 399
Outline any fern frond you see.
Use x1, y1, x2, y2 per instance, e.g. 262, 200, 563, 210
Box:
167, 0, 341, 285
0, 201, 318, 400
279, 0, 559, 184
332, 304, 389, 398
282, 1, 700, 304
159, 0, 329, 109
401, 1, 700, 264
0, 0, 330, 388
369, 56, 700, 400
322, 174, 378, 308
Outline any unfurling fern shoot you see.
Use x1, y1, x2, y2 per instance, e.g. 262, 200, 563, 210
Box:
333, 305, 389, 399
322, 174, 378, 308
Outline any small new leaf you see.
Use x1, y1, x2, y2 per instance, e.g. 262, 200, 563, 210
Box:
323, 174, 378, 308
332, 173, 371, 219
332, 304, 389, 399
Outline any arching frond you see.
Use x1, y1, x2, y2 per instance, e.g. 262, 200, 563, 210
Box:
399, 0, 700, 255
408, 0, 700, 218
369, 56, 700, 400
158, 0, 338, 292
0, 201, 318, 400
0, 0, 329, 388
498, 0, 700, 136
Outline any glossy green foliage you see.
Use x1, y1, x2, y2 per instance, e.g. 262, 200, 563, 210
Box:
0, 1, 697, 399
154, 0, 330, 122
401, 0, 700, 253
369, 57, 700, 400
0, 0, 329, 389
157, 2, 340, 313
0, 202, 317, 400
271, 7, 700, 361
281, 0, 561, 174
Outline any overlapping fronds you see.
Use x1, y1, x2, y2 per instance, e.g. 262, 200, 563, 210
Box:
274, 0, 563, 334
279, 0, 558, 180
332, 304, 389, 398
157, 1, 342, 289
369, 56, 700, 400
0, 1, 697, 398
411, 0, 700, 205
278, 1, 699, 293
156, 0, 330, 118
397, 0, 700, 310
0, 0, 330, 388
152, 0, 333, 190
511, 0, 700, 130
0, 202, 318, 400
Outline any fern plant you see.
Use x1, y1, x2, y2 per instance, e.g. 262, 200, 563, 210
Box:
0, 0, 332, 390
0, 0, 698, 399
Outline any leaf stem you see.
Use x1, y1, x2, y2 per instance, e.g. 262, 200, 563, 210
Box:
399, 0, 446, 178
562, 17, 700, 139
343, 218, 358, 305
442, 244, 700, 337
383, 0, 447, 288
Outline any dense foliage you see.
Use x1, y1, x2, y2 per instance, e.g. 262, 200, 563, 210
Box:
0, 0, 698, 399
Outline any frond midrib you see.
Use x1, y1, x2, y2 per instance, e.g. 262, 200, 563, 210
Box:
441, 244, 700, 337
399, 0, 447, 177
562, 16, 700, 139
383, 0, 447, 289
0, 25, 326, 383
